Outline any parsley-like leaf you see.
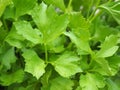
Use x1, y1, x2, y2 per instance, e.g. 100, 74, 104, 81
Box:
96, 35, 119, 58
0, 0, 11, 17
44, 0, 65, 11
52, 52, 82, 77
80, 73, 105, 90
12, 0, 36, 18
31, 2, 69, 44
50, 76, 74, 90
14, 21, 42, 45
22, 49, 46, 79
65, 12, 92, 54
0, 69, 24, 86
0, 47, 16, 70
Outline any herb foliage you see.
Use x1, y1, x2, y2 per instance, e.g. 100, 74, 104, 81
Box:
0, 0, 120, 90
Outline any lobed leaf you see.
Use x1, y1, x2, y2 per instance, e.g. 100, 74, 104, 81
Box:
106, 78, 120, 90
94, 58, 113, 76
12, 0, 36, 18
107, 55, 120, 75
31, 2, 69, 44
80, 73, 105, 90
0, 47, 16, 70
0, 0, 11, 17
65, 12, 92, 54
50, 76, 74, 90
0, 69, 24, 86
52, 52, 82, 77
5, 26, 26, 48
91, 18, 119, 42
44, 0, 65, 11
96, 35, 119, 58
14, 21, 42, 45
22, 49, 46, 79
0, 28, 8, 46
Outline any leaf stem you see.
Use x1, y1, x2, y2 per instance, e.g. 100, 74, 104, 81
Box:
66, 0, 72, 13
108, 0, 112, 2
89, 10, 102, 22
88, 0, 101, 21
2, 18, 8, 31
68, 0, 72, 8
87, 0, 94, 18
44, 44, 48, 63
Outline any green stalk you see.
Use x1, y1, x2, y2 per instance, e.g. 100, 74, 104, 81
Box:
108, 0, 112, 2
44, 44, 48, 63
68, 0, 72, 8
87, 0, 94, 18
2, 18, 8, 31
88, 0, 101, 21
90, 10, 102, 22
65, 0, 72, 13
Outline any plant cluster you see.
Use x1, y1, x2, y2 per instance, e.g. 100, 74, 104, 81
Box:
0, 0, 120, 90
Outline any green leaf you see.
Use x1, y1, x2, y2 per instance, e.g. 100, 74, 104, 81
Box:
31, 2, 69, 44
99, 1, 120, 24
76, 86, 82, 90
0, 0, 11, 17
44, 0, 65, 11
22, 49, 46, 79
0, 47, 16, 69
0, 20, 2, 27
0, 69, 24, 86
107, 55, 120, 75
94, 58, 113, 76
41, 69, 52, 89
52, 52, 82, 77
79, 56, 89, 71
50, 76, 74, 90
109, 55, 120, 67
65, 12, 92, 54
80, 73, 105, 90
0, 28, 8, 46
16, 84, 40, 90
47, 36, 66, 53
106, 78, 120, 90
12, 0, 36, 18
91, 18, 119, 42
96, 35, 119, 58
64, 31, 91, 55
14, 21, 42, 45
5, 26, 26, 48
2, 4, 15, 19
68, 12, 90, 44
68, 12, 89, 30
